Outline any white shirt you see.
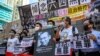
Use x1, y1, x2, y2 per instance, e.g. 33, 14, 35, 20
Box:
7, 37, 19, 53
59, 26, 78, 41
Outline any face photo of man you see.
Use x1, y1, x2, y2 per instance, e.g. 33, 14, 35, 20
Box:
37, 32, 51, 47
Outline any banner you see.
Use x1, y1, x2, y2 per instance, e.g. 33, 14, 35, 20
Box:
68, 4, 89, 20
18, 5, 32, 18
49, 17, 62, 21
47, 0, 59, 11
39, 0, 48, 14
21, 38, 33, 47
58, 0, 68, 9
80, 0, 91, 4
34, 28, 55, 56
18, 5, 34, 29
31, 3, 39, 16
0, 47, 6, 54
58, 8, 68, 17
68, 0, 79, 7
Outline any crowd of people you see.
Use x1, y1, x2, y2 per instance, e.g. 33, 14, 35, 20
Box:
5, 16, 100, 56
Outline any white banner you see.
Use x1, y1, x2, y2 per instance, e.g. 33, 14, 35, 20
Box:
31, 2, 39, 16
68, 0, 79, 7
21, 38, 33, 47
80, 0, 91, 4
39, 0, 48, 14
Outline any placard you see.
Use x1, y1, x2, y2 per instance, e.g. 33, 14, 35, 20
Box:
55, 42, 71, 55
18, 5, 34, 29
21, 38, 33, 47
34, 28, 55, 56
47, 0, 59, 11
68, 0, 79, 7
73, 35, 94, 49
39, 0, 48, 14
58, 0, 68, 9
31, 3, 39, 16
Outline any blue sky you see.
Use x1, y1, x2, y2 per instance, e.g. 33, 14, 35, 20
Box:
29, 0, 38, 3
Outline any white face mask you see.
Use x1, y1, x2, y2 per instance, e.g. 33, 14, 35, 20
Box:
47, 24, 53, 28
34, 27, 40, 31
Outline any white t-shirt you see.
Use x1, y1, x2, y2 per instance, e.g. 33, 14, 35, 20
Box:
59, 26, 78, 41
7, 37, 19, 53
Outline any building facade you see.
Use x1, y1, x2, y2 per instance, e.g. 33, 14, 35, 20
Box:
0, 0, 12, 30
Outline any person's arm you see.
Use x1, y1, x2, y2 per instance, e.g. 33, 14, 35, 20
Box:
53, 30, 60, 42
88, 34, 96, 41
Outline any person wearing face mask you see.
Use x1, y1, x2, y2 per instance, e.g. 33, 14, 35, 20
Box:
47, 20, 55, 28
55, 16, 78, 56
79, 19, 100, 56
34, 23, 42, 32
55, 16, 78, 41
6, 29, 19, 56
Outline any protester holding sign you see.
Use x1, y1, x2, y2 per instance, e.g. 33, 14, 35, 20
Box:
55, 16, 78, 56
6, 30, 19, 56
55, 16, 78, 41
80, 19, 100, 56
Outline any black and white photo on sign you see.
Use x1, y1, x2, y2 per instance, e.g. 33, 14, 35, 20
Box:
80, 0, 91, 4
39, 0, 48, 14
47, 0, 59, 11
82, 35, 94, 48
73, 35, 94, 49
73, 40, 83, 49
31, 2, 39, 16
55, 42, 71, 55
68, 0, 79, 7
37, 31, 51, 47
34, 28, 55, 56
58, 0, 68, 8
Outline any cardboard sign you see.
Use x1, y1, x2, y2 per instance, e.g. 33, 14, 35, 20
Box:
55, 42, 71, 55
34, 28, 55, 56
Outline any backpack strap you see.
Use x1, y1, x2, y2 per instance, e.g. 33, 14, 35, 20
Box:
72, 26, 76, 36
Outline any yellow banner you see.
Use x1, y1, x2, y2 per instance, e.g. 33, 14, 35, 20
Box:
49, 17, 62, 21
68, 4, 89, 19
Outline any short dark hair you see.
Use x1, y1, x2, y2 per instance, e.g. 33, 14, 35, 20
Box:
63, 16, 71, 25
10, 29, 16, 34
35, 22, 42, 28
83, 19, 95, 31
47, 20, 55, 26
20, 32, 28, 37
22, 29, 29, 33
